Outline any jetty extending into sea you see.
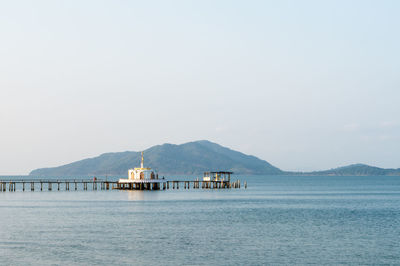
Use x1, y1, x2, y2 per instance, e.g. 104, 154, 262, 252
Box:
0, 178, 245, 192
0, 152, 247, 192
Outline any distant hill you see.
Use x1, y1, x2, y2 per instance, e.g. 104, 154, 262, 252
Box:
29, 140, 283, 176
303, 164, 400, 176
29, 141, 400, 177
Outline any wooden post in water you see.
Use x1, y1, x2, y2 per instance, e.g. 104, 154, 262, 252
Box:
31, 182, 34, 191
40, 182, 43, 191
48, 182, 52, 191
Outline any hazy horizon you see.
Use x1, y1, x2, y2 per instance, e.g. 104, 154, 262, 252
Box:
1, 1, 399, 175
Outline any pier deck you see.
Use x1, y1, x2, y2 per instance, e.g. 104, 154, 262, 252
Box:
0, 179, 246, 192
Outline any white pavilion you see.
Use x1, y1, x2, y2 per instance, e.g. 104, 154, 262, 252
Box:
117, 152, 164, 190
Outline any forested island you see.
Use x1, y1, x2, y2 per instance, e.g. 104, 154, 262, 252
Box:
30, 140, 400, 176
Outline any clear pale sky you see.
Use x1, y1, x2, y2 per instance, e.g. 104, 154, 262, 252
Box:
1, 1, 399, 175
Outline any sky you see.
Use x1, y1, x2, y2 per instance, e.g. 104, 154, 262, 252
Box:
1, 0, 399, 175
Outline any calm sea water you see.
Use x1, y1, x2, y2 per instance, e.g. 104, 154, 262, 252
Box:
0, 175, 400, 265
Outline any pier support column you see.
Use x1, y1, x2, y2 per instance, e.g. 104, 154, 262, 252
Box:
31, 182, 34, 191
22, 182, 25, 191
48, 183, 52, 191
41, 182, 43, 191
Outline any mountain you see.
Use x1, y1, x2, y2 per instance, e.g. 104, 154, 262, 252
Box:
304, 164, 400, 176
29, 140, 283, 176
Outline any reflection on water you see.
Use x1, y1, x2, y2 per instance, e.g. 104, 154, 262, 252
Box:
127, 190, 145, 201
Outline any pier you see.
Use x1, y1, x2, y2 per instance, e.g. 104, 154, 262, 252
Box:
0, 179, 116, 192
0, 178, 246, 192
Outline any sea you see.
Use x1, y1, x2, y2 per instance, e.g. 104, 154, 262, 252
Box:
0, 175, 399, 265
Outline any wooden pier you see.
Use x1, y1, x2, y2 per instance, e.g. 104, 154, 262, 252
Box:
0, 179, 116, 192
0, 178, 246, 192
